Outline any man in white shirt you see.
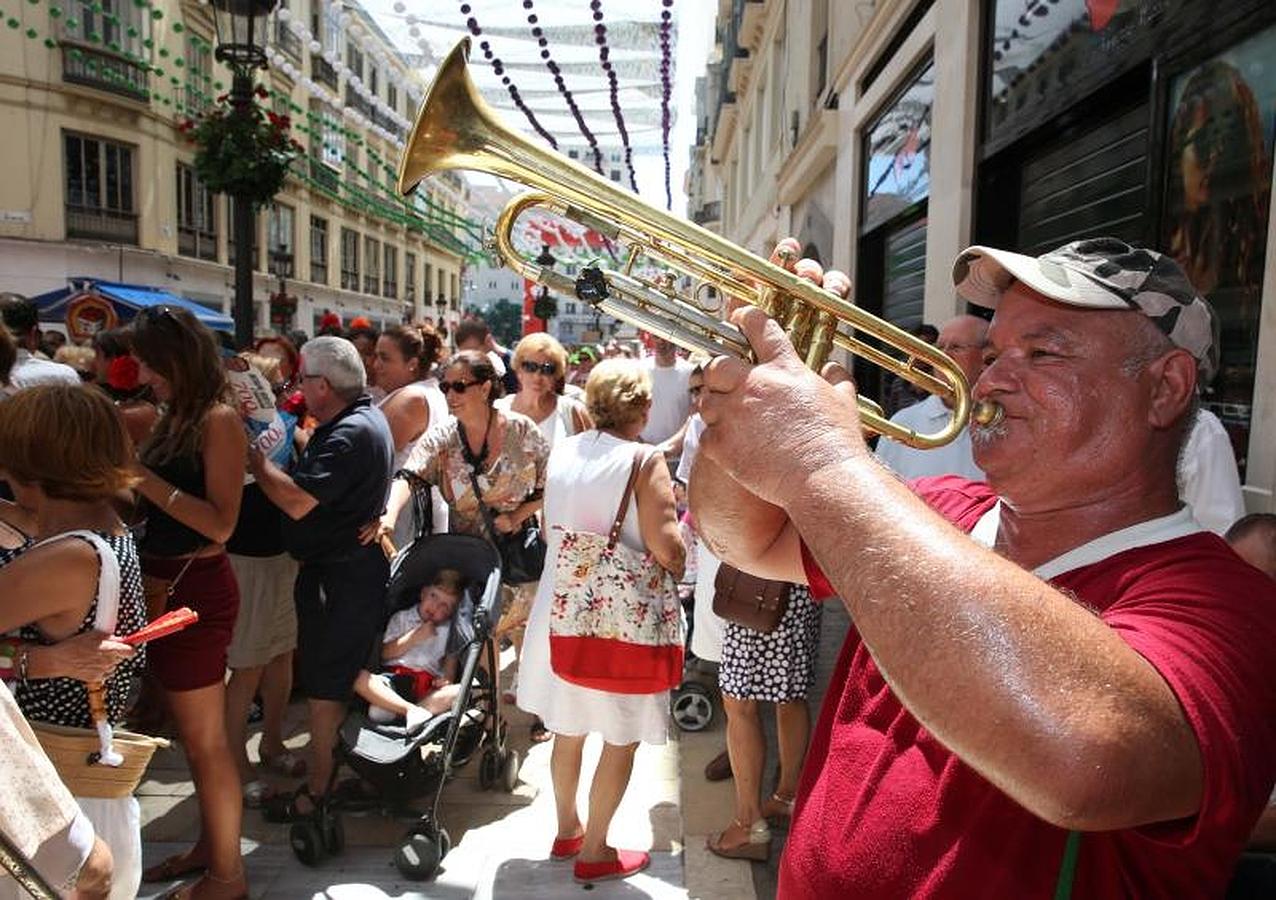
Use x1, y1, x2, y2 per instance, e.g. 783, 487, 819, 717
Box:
874, 314, 988, 481
641, 335, 694, 446
1, 294, 79, 390
1178, 407, 1245, 535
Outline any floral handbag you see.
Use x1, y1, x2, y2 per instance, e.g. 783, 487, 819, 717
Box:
548, 449, 684, 695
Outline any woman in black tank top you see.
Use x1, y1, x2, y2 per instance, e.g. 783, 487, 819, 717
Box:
130, 306, 250, 900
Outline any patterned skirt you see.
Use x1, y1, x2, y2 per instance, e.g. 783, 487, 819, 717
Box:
719, 585, 821, 703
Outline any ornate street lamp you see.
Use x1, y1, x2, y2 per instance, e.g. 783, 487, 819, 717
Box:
532, 243, 557, 330
210, 0, 278, 348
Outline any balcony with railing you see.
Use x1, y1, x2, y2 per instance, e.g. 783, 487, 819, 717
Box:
178, 225, 217, 261
345, 85, 374, 119
275, 21, 302, 60
312, 55, 338, 90
61, 43, 149, 102
372, 107, 406, 143
66, 204, 139, 243
310, 156, 339, 194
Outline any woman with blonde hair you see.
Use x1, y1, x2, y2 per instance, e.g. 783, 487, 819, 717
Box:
0, 384, 147, 899
516, 358, 685, 884
496, 333, 591, 445
129, 307, 248, 900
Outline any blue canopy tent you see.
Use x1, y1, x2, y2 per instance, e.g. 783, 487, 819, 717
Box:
30, 278, 234, 337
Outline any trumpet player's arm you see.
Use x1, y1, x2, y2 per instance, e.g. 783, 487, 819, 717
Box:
695, 309, 1203, 832
247, 445, 318, 520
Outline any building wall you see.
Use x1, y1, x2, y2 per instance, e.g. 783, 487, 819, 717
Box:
0, 0, 469, 338
691, 0, 1276, 513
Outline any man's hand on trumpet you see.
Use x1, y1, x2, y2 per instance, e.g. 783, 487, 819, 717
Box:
690, 239, 860, 577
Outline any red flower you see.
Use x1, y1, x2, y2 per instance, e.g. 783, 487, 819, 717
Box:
106, 355, 140, 391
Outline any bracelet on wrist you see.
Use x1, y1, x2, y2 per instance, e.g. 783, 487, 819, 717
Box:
16, 644, 30, 684
164, 487, 181, 510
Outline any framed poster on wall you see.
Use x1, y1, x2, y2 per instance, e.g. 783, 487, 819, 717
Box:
1161, 23, 1276, 475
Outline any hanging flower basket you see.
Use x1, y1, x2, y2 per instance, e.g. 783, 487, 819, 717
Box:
177, 85, 302, 208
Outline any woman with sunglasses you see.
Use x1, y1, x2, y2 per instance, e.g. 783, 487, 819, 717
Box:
373, 323, 450, 545
368, 350, 549, 595
495, 334, 592, 449
129, 306, 248, 900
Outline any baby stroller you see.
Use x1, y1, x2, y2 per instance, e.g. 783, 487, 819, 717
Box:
288, 523, 518, 880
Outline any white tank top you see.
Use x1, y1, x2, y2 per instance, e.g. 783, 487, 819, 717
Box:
380, 378, 451, 538
495, 394, 579, 451
544, 431, 648, 555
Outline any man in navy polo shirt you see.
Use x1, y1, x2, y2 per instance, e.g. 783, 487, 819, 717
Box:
250, 335, 393, 814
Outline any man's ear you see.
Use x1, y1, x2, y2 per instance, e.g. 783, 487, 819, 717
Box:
1145, 349, 1198, 430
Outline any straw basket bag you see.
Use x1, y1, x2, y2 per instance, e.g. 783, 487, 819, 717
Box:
31, 722, 168, 798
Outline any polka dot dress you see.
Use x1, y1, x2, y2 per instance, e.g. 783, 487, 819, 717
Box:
14, 532, 147, 728
719, 584, 822, 703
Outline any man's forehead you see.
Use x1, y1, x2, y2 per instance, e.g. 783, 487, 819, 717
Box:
987, 284, 1125, 341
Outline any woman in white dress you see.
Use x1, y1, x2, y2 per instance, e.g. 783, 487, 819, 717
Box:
517, 359, 685, 884
374, 324, 451, 545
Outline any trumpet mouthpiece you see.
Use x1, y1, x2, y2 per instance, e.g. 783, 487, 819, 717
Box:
972, 401, 1005, 428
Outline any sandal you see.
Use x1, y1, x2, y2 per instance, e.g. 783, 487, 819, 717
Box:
763, 791, 796, 821
529, 718, 552, 744
261, 784, 315, 824
258, 749, 307, 778
159, 870, 248, 900
706, 819, 771, 862
142, 852, 207, 884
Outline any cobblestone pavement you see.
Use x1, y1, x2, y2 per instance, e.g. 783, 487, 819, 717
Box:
135, 646, 758, 899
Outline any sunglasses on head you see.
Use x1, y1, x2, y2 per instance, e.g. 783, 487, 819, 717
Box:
519, 360, 557, 376
439, 379, 481, 394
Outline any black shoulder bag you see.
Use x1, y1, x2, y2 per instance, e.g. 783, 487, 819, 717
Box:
458, 419, 546, 585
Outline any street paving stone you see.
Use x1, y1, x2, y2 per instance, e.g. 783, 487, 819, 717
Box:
135, 651, 713, 899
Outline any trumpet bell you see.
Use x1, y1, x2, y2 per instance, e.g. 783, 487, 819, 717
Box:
397, 37, 982, 450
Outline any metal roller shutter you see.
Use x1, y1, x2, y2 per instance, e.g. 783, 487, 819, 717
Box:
881, 216, 928, 329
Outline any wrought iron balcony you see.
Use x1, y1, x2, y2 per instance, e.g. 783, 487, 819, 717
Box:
65, 204, 138, 244
61, 43, 149, 102
311, 55, 338, 90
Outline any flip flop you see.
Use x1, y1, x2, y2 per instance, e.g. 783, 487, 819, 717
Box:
142, 853, 207, 884
573, 849, 650, 883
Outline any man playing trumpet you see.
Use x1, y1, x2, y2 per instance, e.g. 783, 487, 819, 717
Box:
691, 236, 1276, 897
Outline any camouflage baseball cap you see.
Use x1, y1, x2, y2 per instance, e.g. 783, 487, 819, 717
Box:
952, 237, 1219, 383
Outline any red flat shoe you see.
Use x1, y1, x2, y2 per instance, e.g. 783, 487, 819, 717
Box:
550, 833, 585, 860
573, 849, 650, 883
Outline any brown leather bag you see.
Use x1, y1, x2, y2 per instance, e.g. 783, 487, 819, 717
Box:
712, 564, 791, 634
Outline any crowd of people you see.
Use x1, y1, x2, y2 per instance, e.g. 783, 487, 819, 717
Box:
1, 229, 1275, 900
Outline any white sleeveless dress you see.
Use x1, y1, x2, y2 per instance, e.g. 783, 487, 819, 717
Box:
382, 378, 451, 544
516, 430, 670, 746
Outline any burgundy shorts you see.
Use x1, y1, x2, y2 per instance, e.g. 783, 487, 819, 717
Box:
143, 552, 240, 692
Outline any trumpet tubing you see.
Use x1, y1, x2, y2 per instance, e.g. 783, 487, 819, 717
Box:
398, 38, 1001, 447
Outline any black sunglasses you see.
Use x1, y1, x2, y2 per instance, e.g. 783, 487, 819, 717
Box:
519, 360, 557, 376
439, 379, 481, 394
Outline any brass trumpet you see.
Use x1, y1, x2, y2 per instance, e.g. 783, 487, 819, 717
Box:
397, 38, 1002, 447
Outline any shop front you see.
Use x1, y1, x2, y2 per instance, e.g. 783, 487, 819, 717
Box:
974, 0, 1276, 477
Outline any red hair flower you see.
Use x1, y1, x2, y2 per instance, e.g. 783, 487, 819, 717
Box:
106, 355, 140, 391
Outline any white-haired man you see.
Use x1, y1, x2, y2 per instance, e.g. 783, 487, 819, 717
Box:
691, 237, 1276, 897
874, 313, 989, 481
249, 336, 394, 819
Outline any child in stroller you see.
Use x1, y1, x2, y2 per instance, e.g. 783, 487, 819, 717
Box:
286, 531, 519, 881
353, 568, 465, 733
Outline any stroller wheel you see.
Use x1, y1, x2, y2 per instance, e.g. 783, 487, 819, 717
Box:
290, 819, 326, 867
478, 748, 500, 791
395, 825, 450, 881
501, 750, 520, 793
321, 810, 345, 856
671, 682, 715, 732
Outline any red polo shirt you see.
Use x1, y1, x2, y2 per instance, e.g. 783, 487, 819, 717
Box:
783, 476, 1276, 899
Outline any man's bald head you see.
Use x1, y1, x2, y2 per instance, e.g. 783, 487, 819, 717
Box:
1227, 514, 1276, 580
937, 314, 989, 389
